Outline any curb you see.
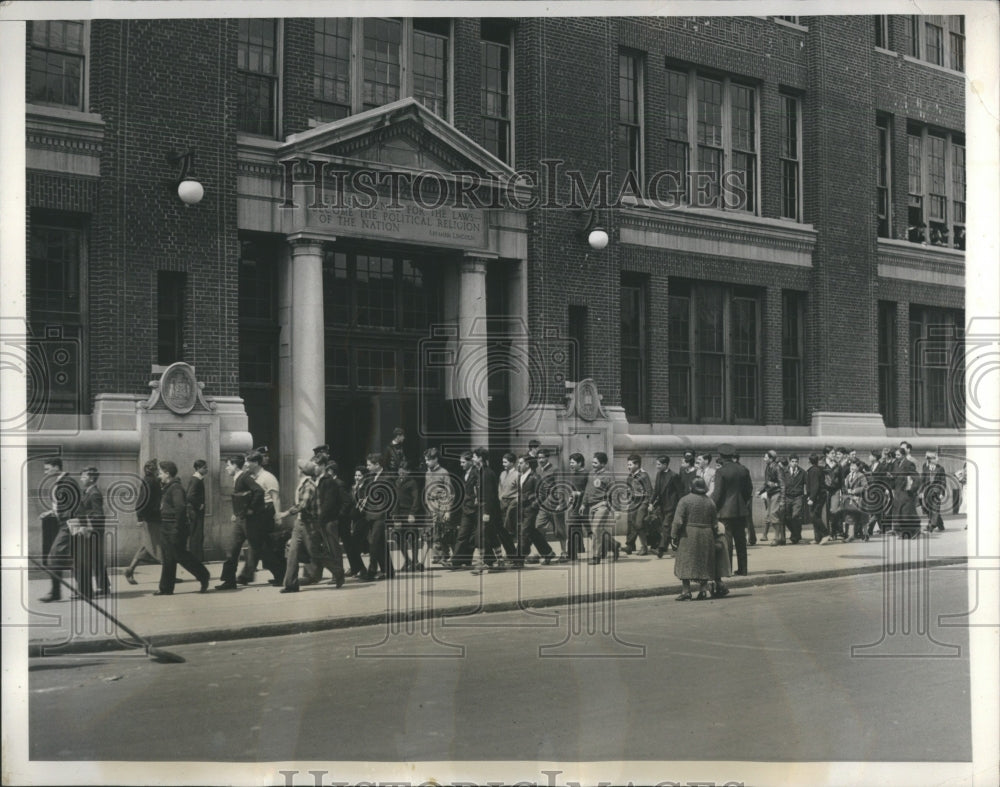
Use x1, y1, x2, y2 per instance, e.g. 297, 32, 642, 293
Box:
27, 556, 968, 657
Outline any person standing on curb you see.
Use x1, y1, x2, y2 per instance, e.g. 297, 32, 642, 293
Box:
155, 460, 209, 596
671, 477, 718, 601
623, 454, 653, 556
806, 453, 831, 545
711, 444, 753, 576
651, 455, 682, 559
124, 458, 162, 585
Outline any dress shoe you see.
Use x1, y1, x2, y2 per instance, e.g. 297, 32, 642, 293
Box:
39, 593, 62, 603
236, 577, 250, 585
713, 584, 730, 598
770, 540, 786, 546
279, 586, 298, 593
696, 589, 709, 600
345, 568, 359, 578
123, 569, 138, 586
623, 545, 634, 555
152, 590, 173, 596
675, 592, 692, 601
524, 555, 540, 565
414, 562, 424, 572
588, 557, 601, 565
542, 554, 554, 565
557, 553, 569, 563
268, 578, 282, 586
215, 582, 238, 590
200, 577, 210, 593
638, 546, 649, 556
357, 571, 375, 582
656, 547, 665, 558
331, 574, 345, 588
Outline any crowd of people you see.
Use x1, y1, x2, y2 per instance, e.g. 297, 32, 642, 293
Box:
35, 431, 964, 603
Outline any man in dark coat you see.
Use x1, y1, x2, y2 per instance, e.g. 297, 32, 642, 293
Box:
185, 459, 208, 562
806, 453, 830, 544
473, 447, 518, 572
155, 460, 210, 596
711, 443, 753, 576
892, 443, 920, 538
38, 457, 82, 602
652, 455, 683, 558
76, 466, 108, 598
450, 451, 479, 569
516, 454, 556, 566
360, 452, 396, 580
919, 451, 947, 532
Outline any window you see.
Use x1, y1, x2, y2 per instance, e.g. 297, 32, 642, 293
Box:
774, 16, 800, 25
668, 280, 762, 424
568, 305, 588, 382
621, 278, 648, 421
237, 19, 279, 136
238, 243, 279, 386
949, 17, 965, 72
313, 19, 352, 121
312, 18, 451, 122
878, 301, 897, 427
782, 291, 805, 423
907, 124, 965, 249
481, 21, 512, 164
322, 248, 442, 395
412, 19, 449, 116
157, 272, 186, 365
910, 306, 964, 429
617, 50, 644, 185
29, 21, 86, 110
875, 15, 890, 49
664, 66, 758, 212
28, 217, 86, 413
779, 93, 801, 221
876, 115, 892, 238
907, 15, 965, 71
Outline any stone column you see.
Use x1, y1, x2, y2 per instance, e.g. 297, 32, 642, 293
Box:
287, 236, 327, 465
457, 255, 490, 449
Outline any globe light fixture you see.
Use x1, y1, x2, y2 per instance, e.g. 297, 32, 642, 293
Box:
577, 208, 609, 250
587, 228, 610, 250
166, 148, 204, 206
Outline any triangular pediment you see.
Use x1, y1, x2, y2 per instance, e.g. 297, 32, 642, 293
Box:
280, 97, 516, 181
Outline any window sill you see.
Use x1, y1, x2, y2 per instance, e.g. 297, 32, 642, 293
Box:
772, 18, 808, 32
901, 54, 965, 78
26, 104, 104, 139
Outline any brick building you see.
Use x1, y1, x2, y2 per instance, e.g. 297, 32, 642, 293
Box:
22, 14, 967, 557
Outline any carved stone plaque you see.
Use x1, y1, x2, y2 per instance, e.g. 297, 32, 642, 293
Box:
160, 362, 199, 415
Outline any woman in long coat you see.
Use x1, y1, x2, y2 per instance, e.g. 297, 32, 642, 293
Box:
670, 477, 718, 600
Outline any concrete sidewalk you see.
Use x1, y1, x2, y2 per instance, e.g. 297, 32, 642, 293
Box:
23, 516, 969, 656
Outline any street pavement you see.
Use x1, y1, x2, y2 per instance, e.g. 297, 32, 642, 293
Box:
20, 515, 969, 656
27, 570, 971, 763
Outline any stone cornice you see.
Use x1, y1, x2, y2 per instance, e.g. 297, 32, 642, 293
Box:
877, 238, 964, 288
618, 204, 817, 266
26, 105, 104, 153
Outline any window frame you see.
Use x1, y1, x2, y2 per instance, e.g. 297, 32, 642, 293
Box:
480, 20, 514, 165
663, 64, 760, 214
909, 305, 964, 429
617, 49, 645, 187
907, 14, 965, 72
877, 300, 897, 428
781, 290, 806, 424
620, 276, 649, 422
876, 114, 893, 238
237, 18, 283, 138
156, 271, 187, 366
779, 92, 802, 222
668, 279, 763, 425
28, 214, 89, 414
906, 123, 965, 250
28, 20, 90, 111
874, 15, 891, 49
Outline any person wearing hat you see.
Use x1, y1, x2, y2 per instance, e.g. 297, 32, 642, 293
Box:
670, 477, 719, 600
383, 427, 407, 474
759, 450, 782, 544
711, 443, 753, 576
312, 444, 331, 462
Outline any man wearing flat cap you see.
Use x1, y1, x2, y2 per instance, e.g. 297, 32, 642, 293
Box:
711, 443, 754, 576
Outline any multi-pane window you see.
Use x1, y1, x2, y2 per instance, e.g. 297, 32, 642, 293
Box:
237, 19, 279, 136
157, 272, 186, 365
907, 15, 965, 71
669, 280, 762, 424
875, 16, 890, 49
312, 18, 450, 121
617, 50, 643, 185
481, 21, 512, 164
620, 278, 647, 421
28, 218, 86, 413
877, 115, 892, 237
362, 18, 402, 110
877, 301, 897, 427
322, 248, 442, 394
568, 305, 587, 382
412, 19, 449, 116
313, 19, 352, 122
910, 306, 964, 429
779, 93, 801, 221
664, 70, 690, 204
782, 291, 806, 423
29, 21, 86, 110
238, 239, 280, 454
907, 124, 965, 249
949, 17, 965, 72
664, 67, 758, 212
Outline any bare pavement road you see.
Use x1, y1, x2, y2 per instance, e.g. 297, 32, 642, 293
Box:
28, 570, 971, 765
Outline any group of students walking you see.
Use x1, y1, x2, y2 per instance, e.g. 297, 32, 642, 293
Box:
36, 432, 962, 602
